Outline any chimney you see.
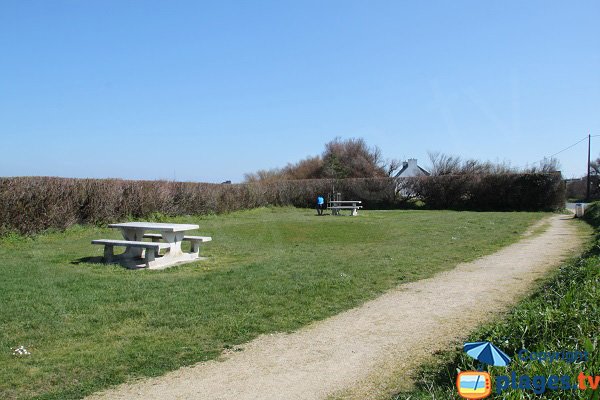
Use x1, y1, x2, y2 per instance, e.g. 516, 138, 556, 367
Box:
407, 159, 418, 168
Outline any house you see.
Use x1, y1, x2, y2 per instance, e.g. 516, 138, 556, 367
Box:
395, 159, 430, 178
394, 159, 430, 197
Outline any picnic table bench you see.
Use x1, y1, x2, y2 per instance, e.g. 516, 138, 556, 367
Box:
91, 239, 170, 268
143, 233, 212, 254
91, 222, 211, 270
328, 200, 363, 216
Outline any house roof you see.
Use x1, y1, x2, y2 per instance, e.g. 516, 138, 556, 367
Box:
395, 163, 431, 177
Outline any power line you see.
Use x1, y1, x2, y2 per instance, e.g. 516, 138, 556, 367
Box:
496, 134, 598, 171
521, 134, 597, 171
547, 136, 588, 159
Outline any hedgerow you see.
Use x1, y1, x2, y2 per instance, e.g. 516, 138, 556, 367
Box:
0, 173, 564, 235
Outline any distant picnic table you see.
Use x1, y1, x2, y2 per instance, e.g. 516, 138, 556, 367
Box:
328, 200, 363, 216
92, 222, 211, 269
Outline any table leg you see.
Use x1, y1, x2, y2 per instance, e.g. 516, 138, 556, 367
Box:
144, 248, 156, 268
104, 245, 114, 262
160, 231, 185, 259
120, 228, 145, 258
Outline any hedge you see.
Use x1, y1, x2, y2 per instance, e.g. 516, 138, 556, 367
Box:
399, 172, 565, 211
0, 173, 564, 235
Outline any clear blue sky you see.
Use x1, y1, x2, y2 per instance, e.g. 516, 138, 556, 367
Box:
1, 0, 599, 182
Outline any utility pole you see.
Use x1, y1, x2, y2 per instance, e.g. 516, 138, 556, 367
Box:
586, 134, 591, 201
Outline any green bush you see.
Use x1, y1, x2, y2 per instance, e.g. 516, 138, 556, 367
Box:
583, 201, 600, 227
400, 172, 565, 211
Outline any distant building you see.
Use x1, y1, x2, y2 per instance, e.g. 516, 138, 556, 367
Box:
395, 159, 430, 178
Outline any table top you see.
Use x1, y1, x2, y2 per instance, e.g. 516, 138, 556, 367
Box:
108, 222, 199, 232
329, 200, 362, 204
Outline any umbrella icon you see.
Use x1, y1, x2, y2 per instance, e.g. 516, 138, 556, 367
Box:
464, 341, 511, 367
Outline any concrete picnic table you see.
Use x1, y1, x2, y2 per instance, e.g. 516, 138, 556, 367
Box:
92, 222, 211, 269
327, 200, 363, 216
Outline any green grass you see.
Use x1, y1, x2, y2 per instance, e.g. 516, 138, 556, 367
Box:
0, 207, 544, 399
394, 210, 599, 399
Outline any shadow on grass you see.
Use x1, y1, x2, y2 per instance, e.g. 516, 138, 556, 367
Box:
71, 256, 105, 265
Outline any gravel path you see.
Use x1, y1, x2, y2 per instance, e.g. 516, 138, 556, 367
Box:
87, 214, 584, 400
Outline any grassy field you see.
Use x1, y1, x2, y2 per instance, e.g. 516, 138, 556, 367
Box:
395, 210, 598, 399
0, 207, 545, 399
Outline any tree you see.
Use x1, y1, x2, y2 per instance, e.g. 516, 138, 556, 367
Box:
526, 157, 561, 173
244, 137, 399, 181
590, 156, 600, 176
321, 137, 388, 179
243, 168, 283, 183
427, 152, 558, 176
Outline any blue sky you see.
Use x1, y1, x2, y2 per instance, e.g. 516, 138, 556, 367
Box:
1, 0, 599, 182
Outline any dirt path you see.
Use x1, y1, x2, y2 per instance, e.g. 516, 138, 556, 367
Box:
88, 215, 586, 400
